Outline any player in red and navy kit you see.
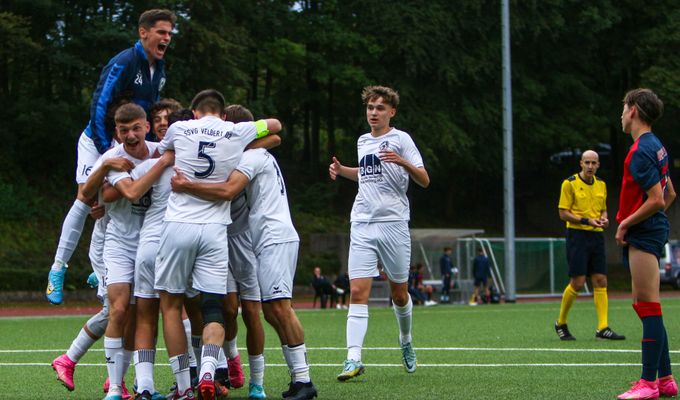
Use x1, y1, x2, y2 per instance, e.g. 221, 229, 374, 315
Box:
616, 88, 678, 400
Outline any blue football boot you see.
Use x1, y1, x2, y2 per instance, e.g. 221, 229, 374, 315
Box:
46, 263, 68, 305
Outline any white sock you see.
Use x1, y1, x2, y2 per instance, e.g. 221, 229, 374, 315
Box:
249, 354, 265, 385
192, 335, 202, 368
282, 345, 294, 379
217, 347, 228, 369
225, 338, 239, 359
104, 336, 124, 393
200, 343, 220, 380
66, 328, 96, 363
54, 199, 91, 267
183, 319, 197, 368
134, 349, 156, 394
122, 349, 133, 378
346, 304, 369, 362
288, 343, 310, 383
169, 353, 191, 393
393, 295, 413, 345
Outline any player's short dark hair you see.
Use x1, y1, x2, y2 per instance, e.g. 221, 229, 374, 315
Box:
191, 89, 226, 114
362, 85, 400, 108
623, 88, 664, 125
115, 103, 147, 124
224, 104, 254, 123
168, 108, 194, 127
444, 247, 452, 252
150, 98, 182, 118
139, 9, 177, 30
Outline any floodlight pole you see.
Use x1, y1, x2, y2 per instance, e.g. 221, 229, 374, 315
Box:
502, 0, 516, 302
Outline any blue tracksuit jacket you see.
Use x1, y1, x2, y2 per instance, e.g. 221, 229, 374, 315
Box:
84, 40, 166, 154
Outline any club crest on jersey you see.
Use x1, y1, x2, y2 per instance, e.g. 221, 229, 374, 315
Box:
159, 77, 166, 91
379, 140, 390, 151
134, 70, 143, 85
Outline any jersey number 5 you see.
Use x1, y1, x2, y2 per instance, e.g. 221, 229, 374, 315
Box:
195, 141, 216, 178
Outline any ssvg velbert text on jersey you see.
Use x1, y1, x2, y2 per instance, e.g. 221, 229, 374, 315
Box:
181, 127, 233, 139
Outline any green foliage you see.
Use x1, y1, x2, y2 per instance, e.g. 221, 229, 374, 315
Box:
0, 179, 39, 221
0, 219, 93, 289
4, 0, 680, 280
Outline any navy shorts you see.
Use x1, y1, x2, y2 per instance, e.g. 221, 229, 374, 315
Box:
566, 229, 606, 277
474, 277, 488, 287
622, 215, 669, 269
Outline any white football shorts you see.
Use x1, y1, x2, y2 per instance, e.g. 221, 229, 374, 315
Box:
257, 241, 299, 302
134, 239, 160, 299
155, 222, 229, 295
103, 237, 138, 286
227, 230, 260, 302
348, 221, 411, 284
76, 132, 102, 184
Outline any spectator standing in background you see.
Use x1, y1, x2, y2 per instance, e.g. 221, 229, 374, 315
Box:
470, 248, 491, 306
311, 267, 335, 309
440, 247, 453, 303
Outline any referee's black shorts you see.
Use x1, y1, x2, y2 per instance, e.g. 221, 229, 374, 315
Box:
566, 228, 606, 277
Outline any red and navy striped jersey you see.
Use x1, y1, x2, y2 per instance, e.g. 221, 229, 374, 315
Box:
616, 132, 669, 223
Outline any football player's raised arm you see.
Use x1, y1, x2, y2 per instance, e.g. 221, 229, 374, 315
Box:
263, 119, 282, 135
404, 163, 430, 188
329, 156, 359, 182
250, 119, 282, 140
171, 168, 250, 201
113, 152, 174, 203
247, 134, 281, 150
378, 149, 429, 188
81, 157, 134, 200
102, 182, 121, 203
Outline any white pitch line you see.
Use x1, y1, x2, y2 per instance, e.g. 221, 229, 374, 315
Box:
0, 362, 677, 368
0, 346, 656, 354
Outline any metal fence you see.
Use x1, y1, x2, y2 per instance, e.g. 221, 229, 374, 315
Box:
414, 237, 571, 297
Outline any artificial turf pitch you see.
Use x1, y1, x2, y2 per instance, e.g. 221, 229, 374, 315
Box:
1, 296, 679, 399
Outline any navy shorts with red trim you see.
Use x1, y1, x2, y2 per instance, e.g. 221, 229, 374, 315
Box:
622, 215, 669, 269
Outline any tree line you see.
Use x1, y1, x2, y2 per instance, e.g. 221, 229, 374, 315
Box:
2, 0, 680, 285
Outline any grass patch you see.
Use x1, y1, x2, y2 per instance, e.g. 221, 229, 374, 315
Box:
1, 297, 678, 399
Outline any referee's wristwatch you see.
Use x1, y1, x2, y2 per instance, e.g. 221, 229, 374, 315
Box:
580, 217, 589, 226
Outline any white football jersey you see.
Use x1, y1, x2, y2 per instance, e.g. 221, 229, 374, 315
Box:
350, 128, 424, 222
92, 141, 159, 247
237, 149, 299, 255
228, 190, 250, 236
131, 158, 173, 243
159, 116, 259, 224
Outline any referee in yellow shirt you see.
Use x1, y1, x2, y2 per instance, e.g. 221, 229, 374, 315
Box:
554, 150, 625, 341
